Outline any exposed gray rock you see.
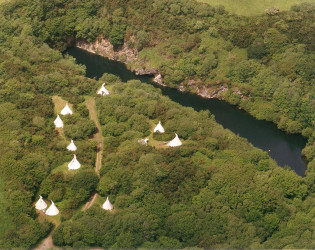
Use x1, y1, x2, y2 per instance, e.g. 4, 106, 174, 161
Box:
153, 74, 166, 86
76, 39, 248, 102
135, 68, 158, 75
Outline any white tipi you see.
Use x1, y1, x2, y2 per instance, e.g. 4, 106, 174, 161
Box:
168, 133, 182, 147
45, 201, 59, 216
35, 195, 47, 211
54, 115, 64, 128
68, 154, 81, 170
154, 121, 165, 133
102, 196, 114, 210
60, 103, 73, 115
67, 139, 77, 151
97, 83, 109, 96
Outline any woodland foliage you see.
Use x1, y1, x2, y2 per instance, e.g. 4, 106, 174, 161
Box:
0, 0, 314, 248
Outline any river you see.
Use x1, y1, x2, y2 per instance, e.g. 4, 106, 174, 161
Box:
67, 47, 307, 177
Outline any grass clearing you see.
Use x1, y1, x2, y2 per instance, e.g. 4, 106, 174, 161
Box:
146, 120, 183, 149
146, 120, 169, 149
96, 196, 116, 214
37, 201, 61, 227
197, 0, 314, 16
52, 95, 74, 139
52, 96, 73, 114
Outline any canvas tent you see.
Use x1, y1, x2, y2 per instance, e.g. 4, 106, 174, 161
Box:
102, 196, 114, 210
154, 121, 165, 133
97, 83, 109, 96
168, 133, 182, 147
45, 201, 59, 216
35, 195, 47, 211
54, 115, 64, 128
138, 138, 149, 145
67, 139, 77, 151
68, 154, 81, 170
61, 103, 73, 115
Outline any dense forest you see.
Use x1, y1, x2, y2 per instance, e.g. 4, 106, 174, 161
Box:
2, 0, 313, 163
0, 0, 314, 248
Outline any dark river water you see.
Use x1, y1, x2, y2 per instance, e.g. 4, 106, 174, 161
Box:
67, 47, 307, 176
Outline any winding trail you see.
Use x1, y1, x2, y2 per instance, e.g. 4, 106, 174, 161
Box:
34, 235, 56, 250
81, 97, 104, 211
35, 97, 104, 249
86, 97, 103, 175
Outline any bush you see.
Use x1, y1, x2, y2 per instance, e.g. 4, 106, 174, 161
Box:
70, 170, 99, 192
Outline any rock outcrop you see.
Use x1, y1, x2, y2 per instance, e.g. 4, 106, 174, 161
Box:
77, 37, 138, 64
76, 37, 165, 84
76, 38, 247, 100
153, 74, 166, 86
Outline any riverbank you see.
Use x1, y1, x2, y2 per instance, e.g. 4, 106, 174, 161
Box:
75, 39, 310, 138
76, 38, 237, 98
74, 39, 313, 173
66, 47, 307, 176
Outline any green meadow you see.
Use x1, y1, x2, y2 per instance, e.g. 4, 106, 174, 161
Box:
197, 0, 315, 15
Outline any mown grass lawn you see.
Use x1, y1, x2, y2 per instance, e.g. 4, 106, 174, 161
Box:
197, 0, 314, 16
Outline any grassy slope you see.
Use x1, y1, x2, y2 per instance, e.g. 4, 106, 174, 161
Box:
196, 0, 315, 16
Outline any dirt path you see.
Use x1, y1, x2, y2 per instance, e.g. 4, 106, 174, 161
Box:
86, 97, 103, 175
81, 97, 104, 211
35, 98, 104, 249
34, 235, 57, 250
81, 192, 99, 211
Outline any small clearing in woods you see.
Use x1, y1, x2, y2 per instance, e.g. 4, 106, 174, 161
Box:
52, 96, 73, 114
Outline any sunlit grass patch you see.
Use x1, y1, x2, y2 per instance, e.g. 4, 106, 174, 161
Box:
52, 95, 74, 114
146, 120, 181, 149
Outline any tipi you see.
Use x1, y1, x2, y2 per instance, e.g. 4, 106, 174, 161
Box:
45, 201, 59, 216
68, 154, 81, 170
97, 83, 109, 96
102, 196, 114, 210
168, 133, 182, 147
54, 115, 64, 128
35, 195, 47, 211
60, 103, 73, 115
154, 121, 165, 133
67, 139, 77, 151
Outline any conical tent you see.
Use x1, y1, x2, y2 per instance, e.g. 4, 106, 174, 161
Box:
45, 201, 59, 216
68, 154, 81, 170
168, 133, 182, 147
97, 83, 109, 96
154, 121, 165, 133
54, 115, 64, 128
102, 196, 114, 210
35, 195, 47, 211
67, 139, 77, 151
60, 103, 73, 115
